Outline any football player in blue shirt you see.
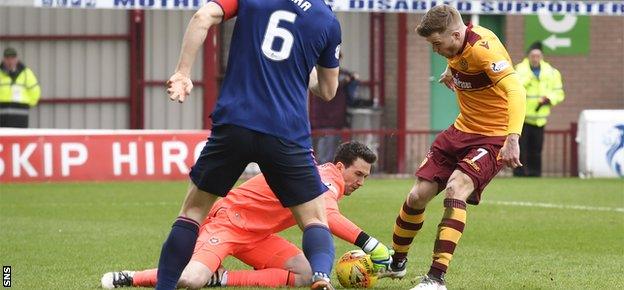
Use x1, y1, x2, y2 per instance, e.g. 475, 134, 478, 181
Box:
159, 0, 342, 289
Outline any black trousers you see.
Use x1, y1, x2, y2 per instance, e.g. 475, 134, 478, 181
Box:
0, 103, 30, 128
514, 123, 544, 177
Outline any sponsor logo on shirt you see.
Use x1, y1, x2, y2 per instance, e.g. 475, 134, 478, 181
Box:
450, 68, 493, 90
491, 60, 509, 73
461, 158, 481, 172
453, 73, 473, 89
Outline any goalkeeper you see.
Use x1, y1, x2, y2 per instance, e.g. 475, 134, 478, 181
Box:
101, 142, 392, 289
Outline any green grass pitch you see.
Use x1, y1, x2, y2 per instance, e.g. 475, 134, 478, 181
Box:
1, 178, 623, 289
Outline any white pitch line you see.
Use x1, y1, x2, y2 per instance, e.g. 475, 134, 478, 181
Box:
483, 200, 624, 213
2, 200, 624, 214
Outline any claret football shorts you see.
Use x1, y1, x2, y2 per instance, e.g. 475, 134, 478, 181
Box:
416, 125, 506, 205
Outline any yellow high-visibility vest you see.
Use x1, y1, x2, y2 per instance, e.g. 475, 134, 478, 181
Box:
515, 58, 565, 127
0, 64, 41, 107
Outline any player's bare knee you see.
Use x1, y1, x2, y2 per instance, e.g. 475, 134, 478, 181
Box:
179, 264, 210, 290
407, 191, 427, 209
283, 254, 312, 286
294, 270, 313, 286
444, 183, 457, 198
291, 260, 312, 276
178, 185, 218, 222
179, 274, 208, 290
294, 264, 312, 283
445, 174, 473, 200
407, 182, 436, 209
290, 197, 328, 229
285, 254, 312, 277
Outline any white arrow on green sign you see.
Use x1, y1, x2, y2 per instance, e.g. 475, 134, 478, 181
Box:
525, 15, 589, 55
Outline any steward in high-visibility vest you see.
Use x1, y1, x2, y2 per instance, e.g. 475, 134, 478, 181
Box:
513, 42, 565, 177
0, 47, 41, 128
516, 59, 565, 127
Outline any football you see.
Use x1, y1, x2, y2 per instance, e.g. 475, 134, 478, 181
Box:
335, 249, 378, 288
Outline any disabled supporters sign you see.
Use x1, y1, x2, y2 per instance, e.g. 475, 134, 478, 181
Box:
0, 129, 209, 182
29, 0, 624, 15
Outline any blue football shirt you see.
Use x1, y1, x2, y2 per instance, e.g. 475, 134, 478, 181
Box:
210, 0, 342, 148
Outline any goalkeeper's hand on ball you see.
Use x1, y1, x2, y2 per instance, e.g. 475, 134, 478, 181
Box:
363, 238, 393, 272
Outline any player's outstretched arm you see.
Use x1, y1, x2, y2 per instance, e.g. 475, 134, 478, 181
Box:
499, 74, 526, 168
309, 66, 339, 102
326, 210, 392, 272
167, 2, 225, 103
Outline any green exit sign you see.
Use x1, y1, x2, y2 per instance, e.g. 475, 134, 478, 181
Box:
525, 15, 589, 55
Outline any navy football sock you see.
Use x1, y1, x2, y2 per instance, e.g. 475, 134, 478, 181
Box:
155, 217, 200, 290
302, 224, 335, 279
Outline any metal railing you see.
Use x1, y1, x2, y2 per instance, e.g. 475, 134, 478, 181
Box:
311, 123, 578, 177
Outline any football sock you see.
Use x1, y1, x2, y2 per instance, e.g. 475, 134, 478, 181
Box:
302, 224, 335, 279
226, 269, 296, 287
133, 269, 158, 287
392, 200, 425, 262
155, 217, 200, 290
429, 198, 467, 280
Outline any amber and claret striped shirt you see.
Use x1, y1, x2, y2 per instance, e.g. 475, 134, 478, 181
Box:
448, 24, 524, 136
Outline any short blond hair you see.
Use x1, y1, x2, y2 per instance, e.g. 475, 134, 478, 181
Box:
416, 4, 463, 37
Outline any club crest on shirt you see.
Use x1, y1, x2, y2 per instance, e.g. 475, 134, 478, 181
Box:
209, 237, 220, 245
491, 60, 509, 73
459, 58, 469, 71
324, 182, 338, 194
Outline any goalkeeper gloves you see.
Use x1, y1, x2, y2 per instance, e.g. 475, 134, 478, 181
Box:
362, 237, 393, 272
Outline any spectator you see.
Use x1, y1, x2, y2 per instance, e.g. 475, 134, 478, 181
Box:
0, 47, 41, 128
310, 54, 359, 164
513, 42, 565, 177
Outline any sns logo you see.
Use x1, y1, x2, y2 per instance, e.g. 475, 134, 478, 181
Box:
491, 60, 509, 73
3, 266, 10, 288
604, 124, 624, 177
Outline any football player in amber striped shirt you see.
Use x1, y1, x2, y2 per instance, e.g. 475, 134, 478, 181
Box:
385, 5, 526, 290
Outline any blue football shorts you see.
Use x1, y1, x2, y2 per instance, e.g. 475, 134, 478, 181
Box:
189, 124, 327, 207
